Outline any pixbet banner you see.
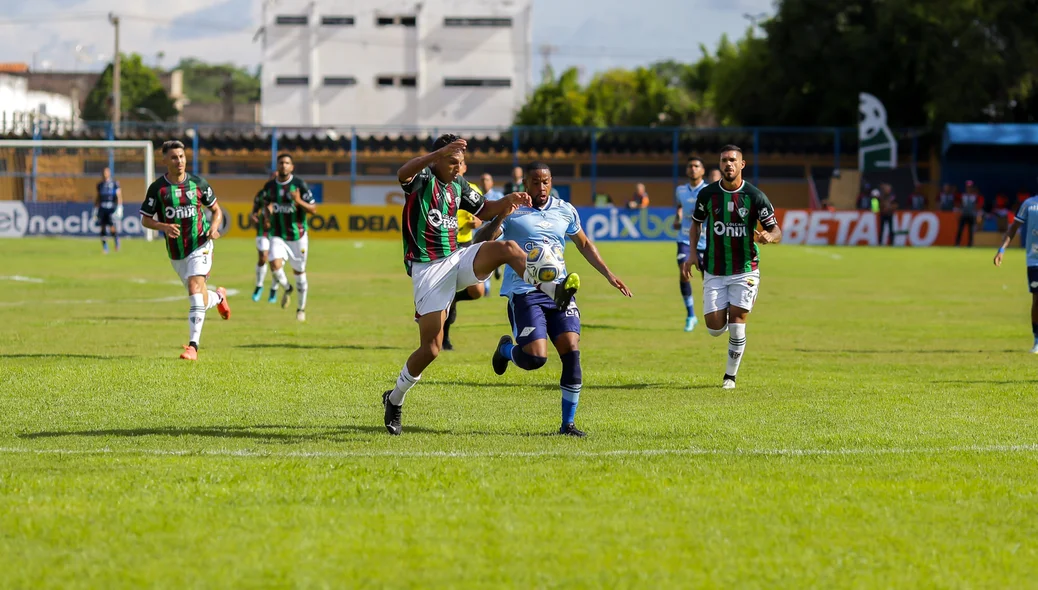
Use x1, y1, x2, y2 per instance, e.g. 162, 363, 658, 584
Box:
573, 206, 962, 246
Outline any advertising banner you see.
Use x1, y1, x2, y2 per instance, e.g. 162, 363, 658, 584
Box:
217, 203, 402, 240
0, 201, 149, 238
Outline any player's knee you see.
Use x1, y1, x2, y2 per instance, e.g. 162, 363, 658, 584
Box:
707, 325, 728, 337
422, 340, 441, 359
528, 355, 548, 370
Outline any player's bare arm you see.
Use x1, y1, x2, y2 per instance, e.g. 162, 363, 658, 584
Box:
994, 219, 1023, 266
397, 138, 467, 184
141, 215, 180, 238
570, 229, 632, 297
476, 192, 530, 221
754, 224, 782, 244
207, 202, 223, 240
682, 223, 703, 279
290, 188, 318, 215
673, 206, 683, 230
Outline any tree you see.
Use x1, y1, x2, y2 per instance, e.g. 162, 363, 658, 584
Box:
175, 58, 261, 105
514, 67, 589, 126
82, 53, 178, 122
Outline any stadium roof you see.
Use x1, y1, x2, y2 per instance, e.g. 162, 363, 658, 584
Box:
943, 123, 1038, 153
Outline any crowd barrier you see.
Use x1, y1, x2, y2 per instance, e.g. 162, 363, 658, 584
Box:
0, 201, 971, 247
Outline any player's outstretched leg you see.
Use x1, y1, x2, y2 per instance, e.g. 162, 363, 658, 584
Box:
295, 272, 308, 321
253, 251, 269, 302
681, 279, 697, 332
473, 240, 580, 310
271, 264, 293, 308
558, 347, 585, 437
383, 311, 444, 435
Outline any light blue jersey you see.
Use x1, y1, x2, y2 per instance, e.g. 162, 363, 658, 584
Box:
499, 196, 581, 298
484, 188, 505, 202
675, 180, 707, 250
1018, 196, 1038, 266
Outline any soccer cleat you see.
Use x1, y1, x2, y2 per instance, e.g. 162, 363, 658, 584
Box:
179, 344, 198, 361
296, 309, 306, 322
552, 273, 580, 311
442, 338, 454, 351
382, 390, 402, 435
281, 285, 294, 309
267, 287, 278, 304
558, 423, 586, 437
1031, 341, 1038, 354
492, 335, 512, 376
252, 287, 262, 302
216, 287, 231, 320
685, 316, 698, 332
722, 374, 737, 389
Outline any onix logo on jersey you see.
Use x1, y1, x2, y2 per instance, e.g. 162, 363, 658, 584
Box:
713, 221, 748, 237
271, 202, 297, 214
426, 209, 459, 229
164, 205, 197, 220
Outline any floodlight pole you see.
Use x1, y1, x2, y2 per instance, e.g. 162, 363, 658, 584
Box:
109, 13, 121, 136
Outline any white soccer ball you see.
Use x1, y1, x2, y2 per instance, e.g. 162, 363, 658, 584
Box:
524, 244, 564, 284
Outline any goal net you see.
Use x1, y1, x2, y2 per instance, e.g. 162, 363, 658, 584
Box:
0, 139, 157, 241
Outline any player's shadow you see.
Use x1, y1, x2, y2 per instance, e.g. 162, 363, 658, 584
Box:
236, 343, 404, 351
18, 423, 450, 441
0, 353, 136, 360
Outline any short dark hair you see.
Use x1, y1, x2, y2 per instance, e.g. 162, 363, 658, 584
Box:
719, 144, 743, 155
432, 133, 460, 150
161, 140, 185, 154
276, 152, 293, 163
687, 156, 704, 165
526, 161, 551, 175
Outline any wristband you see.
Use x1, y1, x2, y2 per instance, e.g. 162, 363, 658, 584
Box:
998, 247, 1005, 254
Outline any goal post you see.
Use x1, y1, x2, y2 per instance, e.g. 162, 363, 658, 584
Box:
0, 139, 157, 241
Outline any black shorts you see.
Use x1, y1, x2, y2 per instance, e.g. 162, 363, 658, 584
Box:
97, 210, 115, 227
1029, 266, 1038, 294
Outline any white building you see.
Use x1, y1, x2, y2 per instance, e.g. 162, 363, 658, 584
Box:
260, 0, 532, 129
0, 74, 78, 133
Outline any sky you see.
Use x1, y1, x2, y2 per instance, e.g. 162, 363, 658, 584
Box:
0, 0, 775, 80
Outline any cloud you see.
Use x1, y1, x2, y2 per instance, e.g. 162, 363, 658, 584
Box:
159, 0, 255, 40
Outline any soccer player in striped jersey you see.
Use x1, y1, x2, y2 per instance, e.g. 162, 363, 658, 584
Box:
993, 193, 1038, 353
682, 145, 781, 389
250, 172, 278, 303
139, 140, 231, 361
262, 153, 317, 322
674, 156, 707, 331
382, 134, 580, 436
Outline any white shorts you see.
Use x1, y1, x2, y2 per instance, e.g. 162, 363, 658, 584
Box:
256, 235, 270, 253
411, 242, 488, 317
702, 270, 760, 315
171, 241, 215, 287
270, 234, 309, 273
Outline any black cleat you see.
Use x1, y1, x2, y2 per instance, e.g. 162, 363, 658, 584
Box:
558, 423, 586, 437
492, 335, 512, 376
442, 338, 454, 351
552, 273, 580, 311
382, 390, 402, 435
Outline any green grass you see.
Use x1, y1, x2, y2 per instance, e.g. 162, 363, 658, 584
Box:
1, 237, 1037, 588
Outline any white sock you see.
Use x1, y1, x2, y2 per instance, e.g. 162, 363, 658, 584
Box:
296, 273, 308, 310
204, 290, 222, 310
273, 267, 290, 289
707, 324, 729, 338
726, 323, 747, 377
256, 264, 268, 288
188, 294, 206, 345
389, 363, 420, 406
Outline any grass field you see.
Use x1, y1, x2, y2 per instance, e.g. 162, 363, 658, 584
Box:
1, 236, 1037, 588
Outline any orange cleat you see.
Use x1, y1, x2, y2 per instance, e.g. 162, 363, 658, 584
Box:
179, 344, 198, 360
216, 287, 231, 320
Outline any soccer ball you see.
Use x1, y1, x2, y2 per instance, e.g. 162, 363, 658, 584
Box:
524, 245, 564, 284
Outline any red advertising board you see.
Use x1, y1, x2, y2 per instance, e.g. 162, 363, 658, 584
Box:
774, 210, 961, 247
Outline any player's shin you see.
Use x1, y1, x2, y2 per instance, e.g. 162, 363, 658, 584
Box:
560, 350, 582, 425
389, 363, 420, 406
188, 294, 206, 347
272, 267, 290, 289
296, 273, 308, 310
256, 264, 268, 288
680, 280, 695, 317
204, 289, 222, 310
726, 323, 747, 377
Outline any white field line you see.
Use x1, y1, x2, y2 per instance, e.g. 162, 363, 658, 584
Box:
0, 444, 1036, 460
0, 288, 240, 307
0, 275, 45, 283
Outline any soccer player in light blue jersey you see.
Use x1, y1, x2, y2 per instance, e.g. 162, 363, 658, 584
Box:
994, 193, 1038, 353
475, 162, 632, 437
674, 156, 708, 332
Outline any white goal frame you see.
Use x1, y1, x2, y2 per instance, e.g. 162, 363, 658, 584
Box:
0, 139, 157, 241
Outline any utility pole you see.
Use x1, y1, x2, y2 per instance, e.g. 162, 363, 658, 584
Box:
109, 12, 121, 135
538, 44, 556, 83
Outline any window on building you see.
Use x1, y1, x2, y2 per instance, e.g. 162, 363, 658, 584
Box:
376, 76, 394, 87
376, 16, 395, 26
444, 17, 512, 27
400, 76, 417, 87
400, 16, 416, 26
321, 16, 355, 26
376, 15, 416, 26
275, 15, 308, 25
276, 76, 309, 86
324, 76, 357, 86
443, 78, 511, 88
